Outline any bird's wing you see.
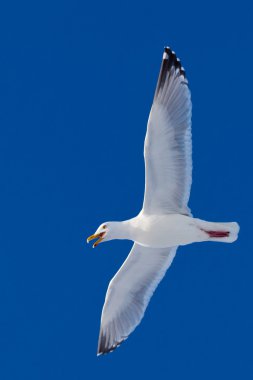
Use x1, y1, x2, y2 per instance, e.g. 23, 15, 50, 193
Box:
143, 47, 192, 215
97, 243, 177, 355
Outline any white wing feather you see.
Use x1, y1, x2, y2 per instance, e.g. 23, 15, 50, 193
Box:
143, 47, 192, 215
97, 244, 177, 355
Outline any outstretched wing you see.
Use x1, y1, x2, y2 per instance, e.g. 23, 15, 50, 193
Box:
97, 244, 177, 355
143, 47, 192, 215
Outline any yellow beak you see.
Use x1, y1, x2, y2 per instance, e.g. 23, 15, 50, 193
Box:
87, 233, 105, 248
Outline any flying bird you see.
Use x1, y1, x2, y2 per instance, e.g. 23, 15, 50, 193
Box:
87, 47, 239, 355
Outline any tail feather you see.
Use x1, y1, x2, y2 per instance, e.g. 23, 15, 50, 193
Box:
199, 221, 240, 243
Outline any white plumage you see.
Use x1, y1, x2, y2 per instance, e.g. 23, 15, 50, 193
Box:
98, 245, 177, 352
87, 47, 239, 355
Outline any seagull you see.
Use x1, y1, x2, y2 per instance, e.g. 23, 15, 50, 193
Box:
87, 47, 239, 355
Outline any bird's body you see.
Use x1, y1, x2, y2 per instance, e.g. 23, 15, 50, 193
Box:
116, 214, 239, 248
87, 47, 240, 355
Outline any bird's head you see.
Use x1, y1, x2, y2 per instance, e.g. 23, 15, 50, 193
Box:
87, 223, 111, 248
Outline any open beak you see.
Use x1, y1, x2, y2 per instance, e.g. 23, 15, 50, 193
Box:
87, 232, 105, 248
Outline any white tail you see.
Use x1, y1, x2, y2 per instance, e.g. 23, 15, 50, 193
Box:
198, 221, 240, 243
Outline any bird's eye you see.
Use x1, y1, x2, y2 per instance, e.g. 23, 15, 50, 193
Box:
103, 225, 107, 229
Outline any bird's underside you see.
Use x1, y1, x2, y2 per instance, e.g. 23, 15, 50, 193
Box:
90, 47, 239, 356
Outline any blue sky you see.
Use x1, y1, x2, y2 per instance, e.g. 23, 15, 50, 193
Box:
0, 0, 252, 379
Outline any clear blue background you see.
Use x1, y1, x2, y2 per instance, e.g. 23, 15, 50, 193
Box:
0, 0, 252, 379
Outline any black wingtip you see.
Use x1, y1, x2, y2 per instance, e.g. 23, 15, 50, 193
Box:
163, 47, 173, 62
164, 46, 171, 54
97, 339, 124, 356
162, 46, 186, 78
97, 329, 127, 356
154, 46, 187, 100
